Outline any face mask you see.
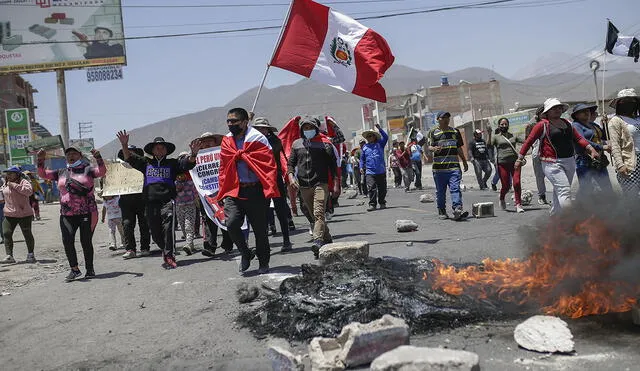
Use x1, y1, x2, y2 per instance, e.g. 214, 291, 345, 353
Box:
499, 126, 508, 133
228, 125, 243, 136
67, 159, 83, 168
303, 129, 317, 139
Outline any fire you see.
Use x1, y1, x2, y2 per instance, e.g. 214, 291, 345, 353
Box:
424, 216, 639, 318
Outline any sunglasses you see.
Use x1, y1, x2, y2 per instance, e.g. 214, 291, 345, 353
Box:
226, 118, 242, 124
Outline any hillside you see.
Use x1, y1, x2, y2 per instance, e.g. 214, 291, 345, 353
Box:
99, 64, 640, 157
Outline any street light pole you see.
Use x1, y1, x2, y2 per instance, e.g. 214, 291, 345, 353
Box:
459, 80, 475, 124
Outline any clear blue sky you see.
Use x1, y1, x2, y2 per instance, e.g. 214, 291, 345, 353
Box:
20, 0, 640, 147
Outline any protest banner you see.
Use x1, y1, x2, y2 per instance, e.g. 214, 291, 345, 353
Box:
189, 146, 248, 231
101, 161, 143, 197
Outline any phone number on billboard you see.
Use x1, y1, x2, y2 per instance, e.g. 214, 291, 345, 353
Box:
87, 68, 123, 82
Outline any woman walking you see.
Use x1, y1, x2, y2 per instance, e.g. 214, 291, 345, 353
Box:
492, 118, 525, 213
0, 166, 35, 264
388, 143, 402, 188
570, 103, 613, 198
517, 98, 599, 215
37, 147, 106, 281
608, 88, 640, 197
25, 171, 43, 220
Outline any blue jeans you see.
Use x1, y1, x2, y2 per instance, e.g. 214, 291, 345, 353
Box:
433, 170, 463, 210
575, 162, 613, 199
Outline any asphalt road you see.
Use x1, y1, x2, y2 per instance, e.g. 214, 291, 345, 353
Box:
0, 164, 638, 370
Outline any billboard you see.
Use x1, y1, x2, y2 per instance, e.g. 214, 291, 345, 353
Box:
487, 109, 537, 137
0, 0, 126, 74
4, 108, 32, 165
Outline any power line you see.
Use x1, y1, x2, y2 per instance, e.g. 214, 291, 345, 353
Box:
8, 0, 522, 45
2, 0, 407, 8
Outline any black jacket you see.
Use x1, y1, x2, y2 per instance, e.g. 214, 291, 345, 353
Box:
127, 153, 195, 203
287, 137, 337, 188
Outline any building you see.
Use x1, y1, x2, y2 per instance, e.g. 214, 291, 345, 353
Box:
0, 74, 51, 166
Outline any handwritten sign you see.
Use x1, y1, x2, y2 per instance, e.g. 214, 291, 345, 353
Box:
101, 161, 144, 196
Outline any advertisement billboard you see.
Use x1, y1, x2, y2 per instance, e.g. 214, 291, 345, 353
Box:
0, 0, 126, 74
4, 108, 32, 165
487, 109, 537, 137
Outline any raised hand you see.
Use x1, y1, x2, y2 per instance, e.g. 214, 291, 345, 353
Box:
116, 130, 129, 147
90, 149, 101, 158
37, 149, 47, 161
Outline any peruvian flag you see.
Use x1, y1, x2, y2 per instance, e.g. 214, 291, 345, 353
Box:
216, 127, 280, 201
270, 0, 395, 102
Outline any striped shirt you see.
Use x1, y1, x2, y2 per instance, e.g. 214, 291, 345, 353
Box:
428, 126, 464, 172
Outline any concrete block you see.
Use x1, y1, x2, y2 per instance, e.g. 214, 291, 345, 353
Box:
514, 315, 574, 353
267, 346, 303, 371
319, 241, 369, 266
419, 193, 435, 203
309, 337, 345, 371
396, 220, 418, 232
28, 24, 56, 39
336, 314, 410, 367
370, 346, 480, 371
59, 18, 75, 25
472, 202, 494, 218
44, 17, 58, 24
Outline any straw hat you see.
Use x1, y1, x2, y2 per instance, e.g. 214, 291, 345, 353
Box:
609, 88, 640, 108
362, 129, 382, 141
252, 117, 278, 132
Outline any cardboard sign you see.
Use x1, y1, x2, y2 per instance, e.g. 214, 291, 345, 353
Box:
101, 161, 144, 196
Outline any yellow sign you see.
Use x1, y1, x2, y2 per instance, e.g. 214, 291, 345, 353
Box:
388, 118, 405, 130
101, 161, 143, 197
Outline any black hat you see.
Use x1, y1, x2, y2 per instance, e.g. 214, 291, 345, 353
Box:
436, 111, 451, 119
117, 145, 144, 160
144, 137, 176, 155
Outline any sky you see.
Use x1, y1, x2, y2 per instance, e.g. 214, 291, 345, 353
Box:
8, 0, 640, 147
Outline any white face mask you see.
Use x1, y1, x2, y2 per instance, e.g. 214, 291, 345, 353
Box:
303, 129, 317, 139
67, 159, 83, 168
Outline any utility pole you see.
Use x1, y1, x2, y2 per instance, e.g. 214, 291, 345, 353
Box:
56, 70, 70, 148
78, 121, 92, 140
459, 80, 475, 124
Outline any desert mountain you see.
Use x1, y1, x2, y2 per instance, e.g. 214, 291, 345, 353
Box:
99, 63, 640, 157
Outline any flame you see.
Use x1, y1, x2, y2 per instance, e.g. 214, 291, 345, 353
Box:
424, 216, 639, 318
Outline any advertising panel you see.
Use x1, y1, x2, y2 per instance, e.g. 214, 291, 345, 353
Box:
4, 108, 32, 165
0, 0, 126, 74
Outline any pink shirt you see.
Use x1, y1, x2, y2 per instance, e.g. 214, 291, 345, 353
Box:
2, 178, 34, 218
38, 158, 107, 216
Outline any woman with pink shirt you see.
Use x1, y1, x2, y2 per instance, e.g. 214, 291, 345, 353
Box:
0, 166, 35, 264
37, 146, 106, 281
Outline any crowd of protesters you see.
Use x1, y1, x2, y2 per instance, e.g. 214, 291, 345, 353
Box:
1, 91, 638, 279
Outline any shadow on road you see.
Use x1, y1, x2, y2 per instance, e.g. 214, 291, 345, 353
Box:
241, 265, 300, 277
371, 239, 441, 246
332, 232, 375, 239
178, 257, 218, 267
89, 271, 144, 279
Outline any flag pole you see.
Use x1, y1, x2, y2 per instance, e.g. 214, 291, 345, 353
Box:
251, 0, 295, 113
602, 19, 609, 117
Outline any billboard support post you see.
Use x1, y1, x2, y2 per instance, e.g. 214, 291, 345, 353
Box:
56, 70, 69, 148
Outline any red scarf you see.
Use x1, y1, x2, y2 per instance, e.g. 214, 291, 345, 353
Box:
216, 127, 280, 201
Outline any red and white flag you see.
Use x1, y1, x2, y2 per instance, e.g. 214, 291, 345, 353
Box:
270, 0, 395, 102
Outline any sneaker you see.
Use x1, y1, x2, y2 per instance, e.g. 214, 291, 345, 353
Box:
311, 240, 323, 259
452, 208, 469, 221
325, 212, 333, 221
182, 246, 193, 256
122, 250, 136, 259
379, 203, 387, 210
268, 225, 277, 236
258, 265, 270, 275
201, 247, 216, 257
163, 255, 177, 269
288, 220, 296, 231
1, 255, 16, 264
65, 269, 82, 282
84, 269, 96, 279
537, 196, 547, 205
516, 204, 525, 213
309, 223, 314, 236
239, 250, 255, 273
108, 244, 118, 251
491, 184, 497, 191
138, 250, 151, 257
500, 200, 507, 210
26, 253, 36, 264
281, 241, 293, 253
438, 208, 449, 220
367, 205, 377, 212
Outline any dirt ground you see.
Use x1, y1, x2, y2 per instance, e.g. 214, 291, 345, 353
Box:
0, 164, 638, 370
